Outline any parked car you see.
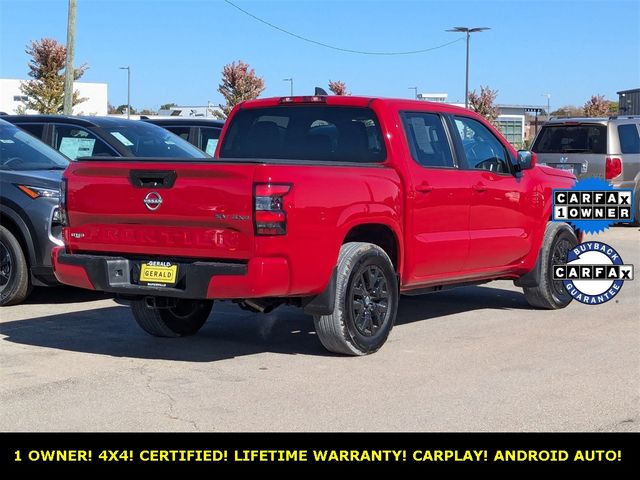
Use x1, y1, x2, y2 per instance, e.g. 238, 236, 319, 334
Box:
532, 115, 640, 224
0, 119, 68, 305
53, 95, 578, 355
141, 117, 224, 155
1, 115, 208, 160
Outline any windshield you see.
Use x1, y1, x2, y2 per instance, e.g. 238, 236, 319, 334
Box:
219, 105, 386, 163
533, 124, 607, 154
0, 121, 69, 171
107, 122, 208, 158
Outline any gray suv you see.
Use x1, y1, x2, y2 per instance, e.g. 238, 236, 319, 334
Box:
0, 119, 68, 305
532, 116, 640, 224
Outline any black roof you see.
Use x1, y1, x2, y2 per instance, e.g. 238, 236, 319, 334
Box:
0, 114, 145, 128
141, 117, 225, 128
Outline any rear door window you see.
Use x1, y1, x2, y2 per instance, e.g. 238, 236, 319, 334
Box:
162, 126, 191, 141
219, 105, 386, 163
401, 112, 455, 168
15, 123, 45, 140
617, 124, 640, 154
200, 126, 221, 155
52, 124, 116, 159
533, 124, 607, 154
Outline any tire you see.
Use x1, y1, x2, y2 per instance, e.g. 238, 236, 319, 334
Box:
131, 298, 213, 337
523, 222, 578, 309
0, 225, 31, 306
314, 242, 399, 356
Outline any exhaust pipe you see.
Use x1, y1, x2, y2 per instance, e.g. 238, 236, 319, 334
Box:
240, 299, 281, 314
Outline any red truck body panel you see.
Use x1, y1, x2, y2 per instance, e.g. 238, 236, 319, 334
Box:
53, 96, 575, 300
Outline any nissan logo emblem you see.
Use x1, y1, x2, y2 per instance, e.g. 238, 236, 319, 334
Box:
143, 192, 163, 211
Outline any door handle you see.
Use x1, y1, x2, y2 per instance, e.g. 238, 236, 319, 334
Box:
415, 183, 433, 193
472, 183, 487, 193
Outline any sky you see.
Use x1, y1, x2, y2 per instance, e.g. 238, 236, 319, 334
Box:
0, 0, 638, 112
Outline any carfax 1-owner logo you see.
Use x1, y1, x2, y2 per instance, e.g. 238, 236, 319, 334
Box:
552, 177, 634, 234
554, 241, 634, 305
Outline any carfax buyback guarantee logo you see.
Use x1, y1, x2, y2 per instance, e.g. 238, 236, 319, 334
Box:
551, 177, 635, 304
553, 241, 633, 304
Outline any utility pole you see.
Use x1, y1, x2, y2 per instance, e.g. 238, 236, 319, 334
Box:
409, 86, 418, 99
62, 0, 77, 115
283, 78, 293, 96
542, 93, 551, 120
120, 66, 131, 119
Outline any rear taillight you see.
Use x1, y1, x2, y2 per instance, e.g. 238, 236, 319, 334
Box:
59, 178, 68, 226
605, 157, 622, 179
254, 183, 291, 235
279, 96, 327, 104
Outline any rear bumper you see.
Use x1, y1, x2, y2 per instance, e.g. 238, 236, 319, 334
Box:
51, 247, 290, 299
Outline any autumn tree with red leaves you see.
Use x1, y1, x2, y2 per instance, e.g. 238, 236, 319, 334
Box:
20, 38, 87, 114
328, 80, 348, 96
217, 60, 265, 118
583, 94, 611, 117
468, 85, 500, 125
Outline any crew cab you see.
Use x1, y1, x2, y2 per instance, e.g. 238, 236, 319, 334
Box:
52, 96, 578, 355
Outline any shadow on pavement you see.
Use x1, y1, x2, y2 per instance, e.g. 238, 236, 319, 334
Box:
0, 285, 529, 361
25, 286, 111, 305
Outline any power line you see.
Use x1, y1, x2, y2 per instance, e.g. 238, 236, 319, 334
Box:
224, 0, 464, 56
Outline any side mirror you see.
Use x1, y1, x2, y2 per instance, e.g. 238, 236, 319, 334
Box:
516, 150, 537, 170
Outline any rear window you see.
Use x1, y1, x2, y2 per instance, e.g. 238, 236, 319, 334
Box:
107, 122, 207, 158
532, 124, 607, 154
617, 124, 640, 154
219, 106, 386, 163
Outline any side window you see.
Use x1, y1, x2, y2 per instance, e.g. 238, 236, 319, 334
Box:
163, 126, 191, 141
453, 116, 510, 173
401, 112, 455, 168
52, 124, 116, 160
200, 127, 221, 155
618, 124, 640, 154
15, 123, 45, 140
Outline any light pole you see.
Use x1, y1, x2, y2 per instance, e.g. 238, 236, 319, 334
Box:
283, 78, 293, 96
409, 86, 418, 99
446, 26, 490, 109
119, 66, 131, 119
542, 93, 551, 120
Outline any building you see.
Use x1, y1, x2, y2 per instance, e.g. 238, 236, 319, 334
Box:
417, 93, 449, 103
617, 88, 640, 115
0, 78, 108, 115
157, 105, 223, 118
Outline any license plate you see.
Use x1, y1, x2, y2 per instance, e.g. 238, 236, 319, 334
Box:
139, 262, 178, 285
555, 164, 575, 174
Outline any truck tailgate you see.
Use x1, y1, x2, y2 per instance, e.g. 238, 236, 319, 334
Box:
63, 161, 256, 259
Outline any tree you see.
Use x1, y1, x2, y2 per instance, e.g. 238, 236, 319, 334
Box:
107, 102, 118, 114
139, 108, 156, 116
19, 38, 87, 114
608, 101, 619, 115
160, 102, 177, 110
551, 105, 584, 117
114, 104, 137, 115
216, 60, 265, 118
583, 94, 610, 117
328, 80, 348, 95
467, 85, 499, 125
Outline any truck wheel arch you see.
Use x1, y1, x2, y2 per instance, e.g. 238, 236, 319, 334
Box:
303, 223, 402, 317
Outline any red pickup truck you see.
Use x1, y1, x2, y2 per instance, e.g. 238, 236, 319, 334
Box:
53, 96, 579, 355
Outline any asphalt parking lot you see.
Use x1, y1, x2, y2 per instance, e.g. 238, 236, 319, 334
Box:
1, 228, 638, 432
